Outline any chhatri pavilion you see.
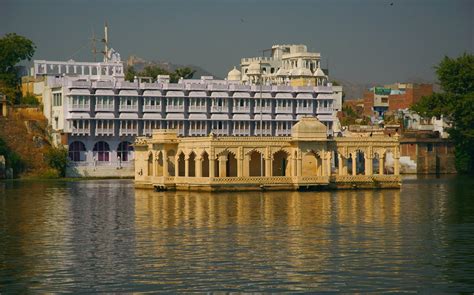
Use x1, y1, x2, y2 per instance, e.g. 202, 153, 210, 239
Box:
134, 117, 401, 191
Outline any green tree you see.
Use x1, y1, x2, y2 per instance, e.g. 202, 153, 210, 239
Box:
44, 146, 69, 177
171, 67, 196, 82
124, 66, 137, 82
142, 65, 171, 81
0, 33, 36, 103
411, 53, 474, 173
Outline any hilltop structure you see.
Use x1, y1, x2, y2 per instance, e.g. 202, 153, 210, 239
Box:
134, 117, 401, 191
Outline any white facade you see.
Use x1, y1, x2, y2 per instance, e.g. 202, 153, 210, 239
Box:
34, 48, 339, 177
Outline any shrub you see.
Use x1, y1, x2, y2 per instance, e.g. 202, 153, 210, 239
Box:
44, 146, 69, 177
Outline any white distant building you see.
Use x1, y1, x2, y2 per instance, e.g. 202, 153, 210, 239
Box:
228, 44, 343, 112
32, 43, 340, 177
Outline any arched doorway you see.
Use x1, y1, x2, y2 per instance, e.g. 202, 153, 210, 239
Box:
356, 150, 365, 175
373, 153, 381, 175
249, 150, 265, 176
68, 141, 86, 162
189, 152, 196, 177
117, 141, 134, 162
273, 150, 288, 176
156, 151, 164, 176
177, 152, 185, 176
227, 153, 238, 177
147, 153, 153, 176
93, 141, 110, 162
202, 151, 210, 177
167, 150, 176, 176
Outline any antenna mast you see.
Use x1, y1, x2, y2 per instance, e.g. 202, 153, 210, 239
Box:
103, 22, 109, 62
91, 29, 99, 62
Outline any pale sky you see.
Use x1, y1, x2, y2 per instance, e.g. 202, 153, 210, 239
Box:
1, 0, 473, 84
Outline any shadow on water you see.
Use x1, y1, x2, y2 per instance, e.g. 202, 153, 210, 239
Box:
0, 176, 473, 292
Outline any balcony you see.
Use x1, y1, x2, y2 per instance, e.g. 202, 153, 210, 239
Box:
211, 128, 228, 136
233, 106, 250, 113
189, 128, 207, 136
189, 105, 207, 112
70, 104, 90, 112
233, 129, 251, 136
143, 104, 162, 112
119, 104, 138, 112
317, 107, 333, 113
254, 129, 272, 136
71, 127, 90, 136
275, 106, 292, 113
276, 129, 291, 136
119, 128, 138, 136
254, 106, 272, 113
166, 105, 184, 112
95, 104, 114, 111
211, 105, 227, 112
95, 128, 114, 136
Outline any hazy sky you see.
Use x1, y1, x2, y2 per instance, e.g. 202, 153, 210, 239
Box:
1, 0, 473, 84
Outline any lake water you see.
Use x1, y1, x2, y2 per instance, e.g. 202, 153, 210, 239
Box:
1, 176, 473, 292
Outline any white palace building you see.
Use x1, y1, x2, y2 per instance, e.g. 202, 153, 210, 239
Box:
32, 45, 341, 177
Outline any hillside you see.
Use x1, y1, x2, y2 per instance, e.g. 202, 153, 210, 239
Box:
0, 108, 52, 176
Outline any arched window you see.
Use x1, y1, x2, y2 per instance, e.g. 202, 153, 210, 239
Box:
117, 141, 134, 162
68, 141, 86, 162
93, 141, 110, 162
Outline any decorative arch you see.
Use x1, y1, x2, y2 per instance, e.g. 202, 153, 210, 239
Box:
248, 150, 265, 176
188, 151, 196, 177
273, 150, 289, 176
93, 141, 110, 162
117, 141, 134, 162
201, 151, 210, 177
302, 150, 322, 176
167, 149, 176, 176
147, 152, 153, 176
68, 141, 86, 162
177, 151, 185, 177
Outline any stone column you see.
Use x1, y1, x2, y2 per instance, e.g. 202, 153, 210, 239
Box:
292, 155, 297, 176
379, 156, 385, 175
265, 156, 272, 177
209, 149, 216, 178
338, 154, 343, 176
243, 154, 250, 177
394, 156, 400, 175
237, 147, 243, 177
364, 154, 372, 175
184, 155, 190, 177
163, 150, 169, 177
174, 156, 179, 177
218, 155, 227, 177
297, 153, 302, 177
326, 152, 332, 176
196, 156, 202, 177
321, 154, 327, 176
352, 153, 357, 176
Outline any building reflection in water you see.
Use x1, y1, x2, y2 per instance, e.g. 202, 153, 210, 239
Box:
134, 188, 406, 289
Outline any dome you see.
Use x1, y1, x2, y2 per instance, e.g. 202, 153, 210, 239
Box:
313, 67, 326, 77
247, 62, 261, 75
291, 116, 327, 140
227, 66, 241, 81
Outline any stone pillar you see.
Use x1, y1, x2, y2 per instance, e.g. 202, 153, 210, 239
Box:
196, 157, 203, 177
265, 156, 272, 177
379, 156, 385, 175
394, 156, 400, 175
297, 154, 302, 177
218, 155, 227, 177
209, 157, 216, 178
352, 153, 357, 176
365, 154, 373, 175
163, 150, 168, 177
292, 155, 297, 176
326, 152, 332, 176
237, 147, 243, 177
321, 154, 327, 176
338, 154, 343, 176
174, 156, 179, 177
243, 154, 250, 177
184, 155, 189, 177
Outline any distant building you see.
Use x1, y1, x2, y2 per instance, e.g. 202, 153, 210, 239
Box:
363, 83, 433, 117
228, 44, 343, 112
31, 47, 339, 177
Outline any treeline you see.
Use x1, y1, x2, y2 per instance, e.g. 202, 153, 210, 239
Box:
125, 65, 195, 83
